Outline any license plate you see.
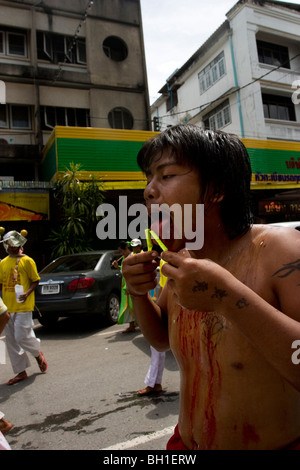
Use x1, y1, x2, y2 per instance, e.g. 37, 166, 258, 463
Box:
41, 284, 60, 295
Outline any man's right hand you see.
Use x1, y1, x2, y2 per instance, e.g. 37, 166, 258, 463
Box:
122, 251, 159, 297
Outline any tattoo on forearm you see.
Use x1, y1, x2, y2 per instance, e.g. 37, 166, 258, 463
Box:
272, 259, 300, 278
211, 287, 227, 302
236, 297, 249, 309
192, 281, 228, 302
192, 280, 208, 292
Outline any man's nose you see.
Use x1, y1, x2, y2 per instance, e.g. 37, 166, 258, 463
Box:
144, 179, 159, 201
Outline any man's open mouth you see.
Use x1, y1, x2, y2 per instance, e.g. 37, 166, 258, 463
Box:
148, 205, 182, 246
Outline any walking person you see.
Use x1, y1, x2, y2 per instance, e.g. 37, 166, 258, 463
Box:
0, 231, 47, 385
112, 241, 136, 333
137, 345, 165, 396
138, 259, 167, 396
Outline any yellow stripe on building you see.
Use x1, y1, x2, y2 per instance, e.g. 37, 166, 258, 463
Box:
54, 126, 159, 142
242, 138, 300, 152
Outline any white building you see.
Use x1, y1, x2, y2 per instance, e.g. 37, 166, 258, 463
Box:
151, 0, 300, 143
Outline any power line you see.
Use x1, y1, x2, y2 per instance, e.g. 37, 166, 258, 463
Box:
152, 52, 300, 120
52, 0, 94, 84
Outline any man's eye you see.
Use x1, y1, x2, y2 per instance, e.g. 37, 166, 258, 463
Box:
162, 174, 174, 180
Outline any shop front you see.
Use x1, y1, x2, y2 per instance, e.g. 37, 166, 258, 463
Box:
244, 138, 300, 223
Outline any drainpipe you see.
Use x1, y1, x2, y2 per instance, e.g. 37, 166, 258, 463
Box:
167, 81, 173, 109
229, 32, 245, 138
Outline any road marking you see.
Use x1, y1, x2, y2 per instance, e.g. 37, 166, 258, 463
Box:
93, 327, 131, 337
101, 425, 175, 450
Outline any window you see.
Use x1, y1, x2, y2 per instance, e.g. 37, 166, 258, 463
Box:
76, 39, 86, 64
0, 105, 8, 128
103, 36, 128, 61
0, 104, 31, 129
262, 94, 295, 121
41, 253, 103, 274
198, 52, 226, 94
108, 107, 133, 129
257, 41, 290, 69
166, 89, 178, 112
11, 105, 31, 128
0, 32, 3, 54
40, 106, 90, 129
0, 28, 27, 58
203, 100, 231, 130
37, 32, 86, 65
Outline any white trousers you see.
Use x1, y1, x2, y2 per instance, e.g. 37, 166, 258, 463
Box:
145, 346, 166, 387
0, 431, 11, 450
4, 312, 40, 374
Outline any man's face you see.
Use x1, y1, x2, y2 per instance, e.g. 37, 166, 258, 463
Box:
118, 247, 129, 257
144, 151, 202, 252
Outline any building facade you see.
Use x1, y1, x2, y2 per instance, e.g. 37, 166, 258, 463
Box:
0, 0, 151, 181
0, 0, 151, 266
150, 0, 300, 222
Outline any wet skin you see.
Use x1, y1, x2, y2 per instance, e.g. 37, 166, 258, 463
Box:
122, 152, 300, 449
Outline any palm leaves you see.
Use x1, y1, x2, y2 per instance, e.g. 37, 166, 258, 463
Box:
48, 163, 104, 259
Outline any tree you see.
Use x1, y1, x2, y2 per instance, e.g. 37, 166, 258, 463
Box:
47, 162, 105, 259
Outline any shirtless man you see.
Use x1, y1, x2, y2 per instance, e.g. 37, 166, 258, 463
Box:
121, 124, 300, 450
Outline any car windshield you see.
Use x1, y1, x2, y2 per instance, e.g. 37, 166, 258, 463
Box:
40, 254, 103, 273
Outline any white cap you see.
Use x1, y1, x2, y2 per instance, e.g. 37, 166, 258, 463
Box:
1, 231, 27, 252
131, 238, 142, 247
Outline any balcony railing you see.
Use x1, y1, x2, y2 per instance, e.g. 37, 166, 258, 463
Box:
0, 180, 53, 189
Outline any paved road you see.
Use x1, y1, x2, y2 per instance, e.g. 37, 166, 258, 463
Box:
0, 318, 180, 451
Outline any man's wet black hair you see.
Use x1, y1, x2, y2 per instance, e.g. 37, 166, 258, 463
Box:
137, 124, 253, 239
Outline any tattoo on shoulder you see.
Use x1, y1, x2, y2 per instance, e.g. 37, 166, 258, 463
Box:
272, 258, 300, 279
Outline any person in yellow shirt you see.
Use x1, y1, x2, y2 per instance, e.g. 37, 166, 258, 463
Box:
0, 231, 47, 385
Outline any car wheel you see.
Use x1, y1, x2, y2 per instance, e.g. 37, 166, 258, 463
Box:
105, 293, 120, 325
38, 313, 59, 328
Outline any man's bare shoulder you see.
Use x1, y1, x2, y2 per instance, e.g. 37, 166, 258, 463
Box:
250, 223, 300, 276
252, 223, 300, 256
253, 224, 300, 321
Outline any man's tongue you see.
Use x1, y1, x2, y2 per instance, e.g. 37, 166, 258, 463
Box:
150, 216, 173, 246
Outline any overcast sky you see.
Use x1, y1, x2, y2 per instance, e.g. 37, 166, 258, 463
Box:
140, 0, 300, 104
